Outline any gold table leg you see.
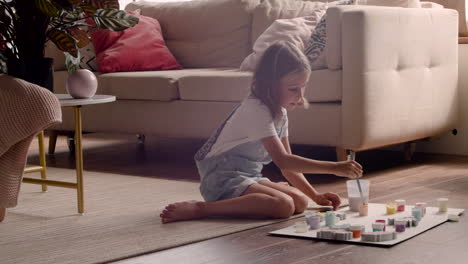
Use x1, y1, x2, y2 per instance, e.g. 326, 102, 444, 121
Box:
73, 106, 85, 214
38, 131, 48, 192
23, 106, 87, 215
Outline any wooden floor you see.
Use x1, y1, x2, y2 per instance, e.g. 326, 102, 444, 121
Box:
27, 133, 468, 264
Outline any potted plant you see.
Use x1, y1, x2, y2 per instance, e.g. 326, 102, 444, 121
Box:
0, 0, 138, 91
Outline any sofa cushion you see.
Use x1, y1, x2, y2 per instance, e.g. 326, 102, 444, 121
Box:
94, 70, 208, 101
97, 68, 253, 102
91, 11, 182, 73
305, 0, 356, 71
178, 68, 342, 103
178, 69, 253, 102
251, 0, 328, 44
126, 0, 260, 68
356, 0, 421, 7
49, 71, 176, 101
240, 15, 323, 72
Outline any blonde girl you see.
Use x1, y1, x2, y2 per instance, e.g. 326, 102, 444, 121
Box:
161, 41, 362, 223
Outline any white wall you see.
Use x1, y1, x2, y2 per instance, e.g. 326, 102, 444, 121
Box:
417, 44, 468, 155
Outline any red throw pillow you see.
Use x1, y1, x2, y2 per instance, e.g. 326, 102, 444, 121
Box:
90, 12, 182, 73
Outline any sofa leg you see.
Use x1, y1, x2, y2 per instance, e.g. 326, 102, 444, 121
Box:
336, 147, 348, 162
403, 142, 416, 161
0, 207, 6, 222
67, 135, 75, 154
137, 134, 146, 145
48, 130, 58, 155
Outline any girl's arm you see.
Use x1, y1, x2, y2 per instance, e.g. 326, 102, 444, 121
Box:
261, 136, 362, 178
275, 136, 343, 209
278, 136, 320, 200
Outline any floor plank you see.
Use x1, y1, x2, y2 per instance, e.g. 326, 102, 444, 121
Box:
25, 133, 468, 264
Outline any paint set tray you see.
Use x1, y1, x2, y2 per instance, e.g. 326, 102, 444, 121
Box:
270, 203, 464, 246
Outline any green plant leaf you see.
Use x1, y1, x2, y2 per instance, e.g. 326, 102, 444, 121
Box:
64, 50, 80, 75
59, 8, 83, 24
51, 0, 73, 10
47, 29, 78, 57
35, 0, 60, 17
93, 9, 138, 31
67, 27, 89, 48
0, 5, 12, 26
0, 50, 7, 74
79, 3, 97, 17
67, 0, 81, 5
84, 0, 119, 10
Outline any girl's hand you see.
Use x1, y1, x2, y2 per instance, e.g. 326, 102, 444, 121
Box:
313, 192, 341, 210
333, 160, 363, 178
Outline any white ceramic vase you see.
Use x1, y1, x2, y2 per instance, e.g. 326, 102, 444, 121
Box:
66, 69, 98, 99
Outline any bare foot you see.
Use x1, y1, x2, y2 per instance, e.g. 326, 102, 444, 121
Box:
0, 208, 6, 223
160, 200, 205, 224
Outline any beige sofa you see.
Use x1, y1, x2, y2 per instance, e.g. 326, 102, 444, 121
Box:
47, 0, 459, 159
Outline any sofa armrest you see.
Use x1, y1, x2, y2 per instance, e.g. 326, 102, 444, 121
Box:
340, 6, 458, 150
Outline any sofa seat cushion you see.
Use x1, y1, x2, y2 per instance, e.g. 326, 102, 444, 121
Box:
99, 68, 254, 101
96, 70, 184, 101
178, 68, 342, 103
54, 68, 341, 103
178, 69, 253, 102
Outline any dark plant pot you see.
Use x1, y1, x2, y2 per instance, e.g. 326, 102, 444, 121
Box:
7, 57, 54, 92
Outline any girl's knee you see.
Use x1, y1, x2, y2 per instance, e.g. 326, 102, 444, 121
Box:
292, 193, 309, 213
271, 195, 295, 218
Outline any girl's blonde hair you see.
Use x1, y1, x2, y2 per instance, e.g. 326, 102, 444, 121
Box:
251, 41, 311, 120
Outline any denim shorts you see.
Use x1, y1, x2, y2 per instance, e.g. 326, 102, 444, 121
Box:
196, 146, 271, 202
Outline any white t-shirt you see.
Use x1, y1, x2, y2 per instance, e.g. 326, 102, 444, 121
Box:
206, 96, 288, 158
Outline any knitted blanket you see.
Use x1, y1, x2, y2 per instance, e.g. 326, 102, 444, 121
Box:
0, 75, 62, 208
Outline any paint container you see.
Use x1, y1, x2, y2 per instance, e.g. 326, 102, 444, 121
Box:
304, 212, 314, 221
372, 222, 385, 232
395, 220, 406, 233
361, 232, 379, 242
379, 231, 396, 242
325, 211, 336, 227
412, 207, 422, 221
376, 220, 386, 231
359, 202, 368, 216
336, 212, 346, 221
415, 202, 427, 217
294, 221, 308, 233
405, 217, 418, 227
362, 231, 397, 242
350, 225, 363, 238
304, 212, 314, 227
386, 202, 397, 215
448, 214, 460, 222
395, 199, 406, 212
317, 229, 335, 239
405, 218, 411, 228
307, 215, 321, 230
331, 224, 351, 230
437, 198, 448, 213
387, 218, 395, 226
313, 212, 325, 222
335, 231, 353, 241
347, 180, 370, 212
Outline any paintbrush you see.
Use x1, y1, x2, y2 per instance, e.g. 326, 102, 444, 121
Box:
348, 151, 364, 202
